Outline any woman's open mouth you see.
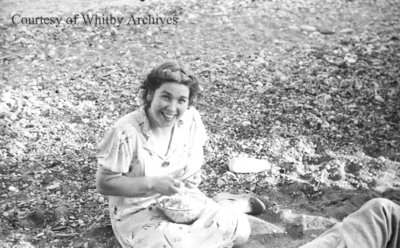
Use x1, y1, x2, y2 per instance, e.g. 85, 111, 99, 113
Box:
161, 111, 176, 121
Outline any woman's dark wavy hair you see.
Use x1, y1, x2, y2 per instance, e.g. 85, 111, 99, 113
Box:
140, 61, 200, 108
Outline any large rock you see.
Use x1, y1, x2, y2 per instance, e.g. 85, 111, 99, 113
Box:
248, 215, 285, 235
238, 216, 285, 248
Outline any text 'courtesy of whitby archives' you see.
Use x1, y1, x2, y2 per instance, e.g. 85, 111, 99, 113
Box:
11, 14, 179, 27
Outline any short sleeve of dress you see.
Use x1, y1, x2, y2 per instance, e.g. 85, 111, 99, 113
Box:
183, 108, 208, 176
97, 127, 137, 174
190, 108, 208, 147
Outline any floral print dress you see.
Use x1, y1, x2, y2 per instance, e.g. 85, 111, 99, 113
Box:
97, 107, 246, 248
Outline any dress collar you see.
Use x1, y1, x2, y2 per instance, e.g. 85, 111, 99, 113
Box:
137, 107, 152, 139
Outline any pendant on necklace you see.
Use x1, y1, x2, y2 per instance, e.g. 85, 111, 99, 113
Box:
161, 161, 170, 167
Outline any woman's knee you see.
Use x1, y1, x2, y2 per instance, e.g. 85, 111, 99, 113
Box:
364, 198, 396, 213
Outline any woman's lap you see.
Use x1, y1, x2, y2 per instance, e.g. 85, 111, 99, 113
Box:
112, 195, 249, 248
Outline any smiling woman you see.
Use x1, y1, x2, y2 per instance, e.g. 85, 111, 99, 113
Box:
147, 83, 189, 134
95, 61, 260, 248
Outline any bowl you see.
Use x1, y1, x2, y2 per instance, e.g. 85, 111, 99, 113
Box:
156, 192, 207, 224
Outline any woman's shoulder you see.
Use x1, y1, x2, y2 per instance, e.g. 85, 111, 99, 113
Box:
181, 107, 203, 124
181, 107, 207, 143
112, 108, 144, 134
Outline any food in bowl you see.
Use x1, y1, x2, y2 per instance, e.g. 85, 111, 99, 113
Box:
157, 192, 207, 224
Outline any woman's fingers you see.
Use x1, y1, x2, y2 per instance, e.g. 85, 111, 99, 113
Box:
183, 170, 202, 188
152, 176, 184, 195
173, 179, 183, 188
184, 178, 199, 188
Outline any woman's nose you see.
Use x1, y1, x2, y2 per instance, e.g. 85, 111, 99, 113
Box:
166, 100, 177, 111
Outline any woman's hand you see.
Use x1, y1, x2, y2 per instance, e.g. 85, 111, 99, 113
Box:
150, 176, 184, 196
183, 170, 202, 189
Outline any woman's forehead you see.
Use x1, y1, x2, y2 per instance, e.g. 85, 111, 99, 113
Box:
157, 83, 190, 96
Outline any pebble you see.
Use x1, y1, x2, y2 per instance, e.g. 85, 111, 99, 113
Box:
0, 102, 10, 116
47, 48, 56, 58
256, 86, 267, 94
288, 25, 301, 32
346, 57, 357, 64
8, 186, 19, 192
374, 94, 384, 103
98, 196, 105, 203
217, 178, 224, 187
9, 113, 18, 121
36, 232, 45, 238
321, 121, 330, 129
54, 205, 69, 219
60, 217, 67, 224
300, 25, 317, 32
317, 26, 335, 35
103, 209, 110, 216
339, 28, 354, 34
242, 120, 251, 126
46, 181, 61, 191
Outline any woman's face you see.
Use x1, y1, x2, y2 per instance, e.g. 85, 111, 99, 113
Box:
147, 83, 190, 129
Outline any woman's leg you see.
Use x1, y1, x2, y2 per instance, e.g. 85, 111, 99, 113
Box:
301, 198, 400, 248
341, 198, 400, 248
190, 198, 251, 247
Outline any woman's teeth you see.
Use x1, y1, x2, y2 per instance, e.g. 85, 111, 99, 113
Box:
162, 112, 175, 120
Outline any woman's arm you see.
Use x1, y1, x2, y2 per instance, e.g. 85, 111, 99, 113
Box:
96, 124, 183, 197
182, 145, 204, 188
181, 108, 208, 188
96, 168, 183, 197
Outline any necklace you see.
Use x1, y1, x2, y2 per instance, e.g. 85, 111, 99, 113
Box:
161, 161, 170, 167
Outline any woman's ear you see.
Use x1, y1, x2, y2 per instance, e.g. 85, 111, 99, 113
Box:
146, 91, 154, 103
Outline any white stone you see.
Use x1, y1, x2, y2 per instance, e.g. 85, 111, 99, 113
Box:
46, 181, 61, 191
8, 186, 19, 192
229, 157, 273, 173
288, 25, 301, 32
300, 25, 317, 32
242, 120, 251, 126
339, 28, 354, 34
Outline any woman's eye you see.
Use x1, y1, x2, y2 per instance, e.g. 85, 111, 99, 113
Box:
178, 99, 187, 104
162, 95, 170, 100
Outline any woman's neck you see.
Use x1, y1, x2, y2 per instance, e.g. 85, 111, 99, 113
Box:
151, 125, 174, 137
152, 126, 174, 156
145, 108, 175, 155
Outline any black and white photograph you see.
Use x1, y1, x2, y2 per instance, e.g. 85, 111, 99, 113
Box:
1, 0, 400, 247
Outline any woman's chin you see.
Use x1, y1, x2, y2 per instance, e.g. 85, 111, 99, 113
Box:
159, 114, 178, 126
158, 119, 176, 128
